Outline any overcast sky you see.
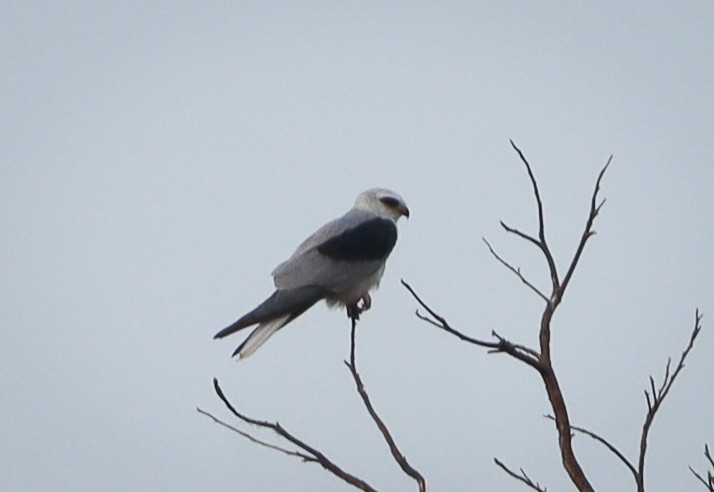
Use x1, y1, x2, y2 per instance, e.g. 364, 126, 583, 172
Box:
2, 2, 713, 491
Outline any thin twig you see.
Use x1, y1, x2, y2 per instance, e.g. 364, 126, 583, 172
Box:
544, 414, 638, 482
482, 237, 549, 302
211, 378, 379, 492
500, 220, 543, 251
509, 139, 560, 290
689, 443, 714, 491
345, 317, 427, 492
494, 458, 547, 492
401, 279, 543, 371
560, 155, 612, 296
401, 280, 499, 348
637, 309, 704, 492
197, 407, 314, 462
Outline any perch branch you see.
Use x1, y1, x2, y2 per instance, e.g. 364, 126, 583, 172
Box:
345, 317, 427, 492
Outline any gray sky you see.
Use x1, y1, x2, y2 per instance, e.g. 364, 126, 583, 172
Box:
2, 2, 713, 491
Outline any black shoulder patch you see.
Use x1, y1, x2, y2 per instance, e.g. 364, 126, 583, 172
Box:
317, 218, 397, 261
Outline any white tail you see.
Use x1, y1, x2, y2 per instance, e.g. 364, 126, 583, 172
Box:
237, 315, 291, 359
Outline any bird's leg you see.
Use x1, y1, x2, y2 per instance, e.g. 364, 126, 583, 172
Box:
346, 302, 361, 320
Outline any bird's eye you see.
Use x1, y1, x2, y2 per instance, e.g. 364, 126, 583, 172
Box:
379, 196, 401, 208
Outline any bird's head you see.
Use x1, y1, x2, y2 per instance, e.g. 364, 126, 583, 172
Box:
355, 188, 410, 221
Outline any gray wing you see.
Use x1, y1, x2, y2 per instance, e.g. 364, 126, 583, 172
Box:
271, 208, 394, 294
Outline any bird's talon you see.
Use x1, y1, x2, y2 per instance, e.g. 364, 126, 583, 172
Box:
361, 293, 372, 312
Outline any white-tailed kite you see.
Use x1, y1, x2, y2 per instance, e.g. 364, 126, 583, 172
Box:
215, 188, 410, 358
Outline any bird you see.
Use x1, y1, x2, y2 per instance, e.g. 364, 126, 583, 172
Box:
214, 188, 410, 359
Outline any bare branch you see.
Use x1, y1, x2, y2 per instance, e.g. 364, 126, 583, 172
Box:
405, 148, 611, 492
404, 147, 704, 492
401, 279, 543, 371
509, 139, 560, 290
559, 155, 612, 296
345, 317, 427, 492
211, 378, 379, 492
494, 457, 547, 492
689, 443, 714, 491
483, 237, 549, 302
539, 363, 593, 491
689, 468, 714, 492
197, 407, 314, 462
506, 145, 603, 492
500, 220, 543, 250
401, 280, 500, 348
545, 414, 637, 482
546, 310, 704, 492
637, 309, 704, 492
491, 330, 541, 359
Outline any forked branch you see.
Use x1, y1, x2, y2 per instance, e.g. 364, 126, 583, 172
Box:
637, 309, 703, 492
482, 237, 548, 302
560, 155, 611, 295
197, 406, 315, 462
204, 378, 378, 492
494, 458, 548, 492
689, 444, 714, 491
545, 414, 637, 482
405, 144, 612, 492
509, 139, 559, 289
401, 279, 543, 371
204, 316, 428, 492
545, 309, 703, 492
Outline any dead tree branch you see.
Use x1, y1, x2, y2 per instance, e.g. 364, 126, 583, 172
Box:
543, 309, 703, 492
689, 444, 714, 491
345, 318, 427, 492
405, 143, 612, 492
401, 279, 543, 371
205, 315, 427, 491
637, 309, 703, 492
205, 378, 378, 492
494, 458, 548, 492
482, 237, 549, 302
544, 414, 638, 483
197, 406, 315, 462
507, 139, 560, 289
559, 159, 609, 296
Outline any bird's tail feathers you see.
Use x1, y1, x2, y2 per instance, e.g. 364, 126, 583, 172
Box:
214, 286, 327, 340
233, 315, 291, 358
215, 286, 328, 358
